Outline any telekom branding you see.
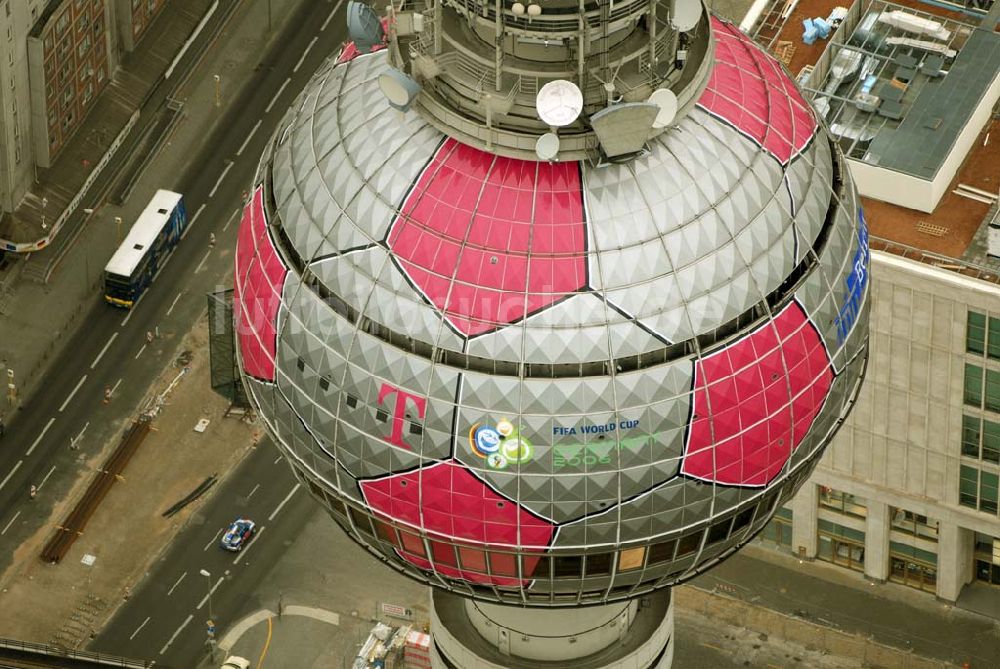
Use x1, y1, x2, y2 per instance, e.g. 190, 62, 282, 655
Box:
377, 382, 427, 450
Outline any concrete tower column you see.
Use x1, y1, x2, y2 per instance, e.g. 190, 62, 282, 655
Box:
791, 483, 819, 559
864, 501, 891, 582
936, 523, 974, 602
430, 588, 675, 668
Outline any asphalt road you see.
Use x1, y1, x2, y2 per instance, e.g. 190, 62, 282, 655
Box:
0, 0, 348, 601
90, 437, 315, 668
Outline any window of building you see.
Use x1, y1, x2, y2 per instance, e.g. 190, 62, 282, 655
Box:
968, 312, 986, 355
967, 311, 1000, 360
965, 364, 1000, 413
819, 486, 867, 518
889, 507, 938, 541
962, 415, 1000, 464
961, 464, 1000, 515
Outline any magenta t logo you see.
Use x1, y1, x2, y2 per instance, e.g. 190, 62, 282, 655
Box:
377, 383, 427, 450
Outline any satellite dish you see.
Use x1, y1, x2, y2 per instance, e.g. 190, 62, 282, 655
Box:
536, 80, 584, 127
379, 68, 422, 111
535, 133, 560, 161
347, 1, 385, 53
671, 0, 702, 31
648, 88, 678, 128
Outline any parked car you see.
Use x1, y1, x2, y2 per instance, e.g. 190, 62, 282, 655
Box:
220, 518, 256, 552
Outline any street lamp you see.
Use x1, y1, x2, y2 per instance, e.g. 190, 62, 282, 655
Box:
199, 569, 214, 620
199, 569, 218, 663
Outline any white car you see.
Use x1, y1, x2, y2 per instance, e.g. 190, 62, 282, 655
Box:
221, 657, 250, 669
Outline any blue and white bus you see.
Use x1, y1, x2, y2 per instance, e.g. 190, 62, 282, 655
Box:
104, 189, 188, 308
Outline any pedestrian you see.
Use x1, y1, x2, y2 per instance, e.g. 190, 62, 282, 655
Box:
0, 418, 5, 437
209, 232, 216, 248
103, 385, 112, 404
29, 484, 36, 500
146, 330, 154, 344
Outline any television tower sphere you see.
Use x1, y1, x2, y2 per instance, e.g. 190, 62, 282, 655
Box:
235, 0, 868, 661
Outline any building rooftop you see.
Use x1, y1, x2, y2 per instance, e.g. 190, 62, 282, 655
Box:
747, 0, 1000, 267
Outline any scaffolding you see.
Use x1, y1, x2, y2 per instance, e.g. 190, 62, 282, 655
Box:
207, 289, 248, 407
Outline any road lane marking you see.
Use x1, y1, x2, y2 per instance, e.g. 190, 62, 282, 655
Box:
197, 576, 225, 609
167, 571, 187, 596
0, 460, 22, 492
204, 528, 223, 552
166, 292, 183, 316
293, 36, 318, 73
209, 161, 234, 198
265, 78, 290, 113
182, 204, 206, 240
322, 0, 345, 31
236, 120, 262, 156
1, 511, 20, 535
111, 378, 123, 397
195, 249, 212, 273
26, 417, 55, 456
59, 375, 87, 412
91, 332, 118, 369
272, 456, 282, 465
70, 422, 89, 451
134, 344, 147, 360
121, 294, 144, 326
159, 613, 193, 655
36, 465, 56, 491
233, 525, 264, 564
268, 484, 301, 521
129, 616, 150, 640
222, 207, 239, 232
246, 483, 260, 500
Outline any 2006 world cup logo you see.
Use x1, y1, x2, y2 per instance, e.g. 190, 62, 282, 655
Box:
469, 418, 533, 470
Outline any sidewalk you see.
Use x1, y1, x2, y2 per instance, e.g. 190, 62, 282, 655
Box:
689, 542, 1000, 667
0, 0, 290, 425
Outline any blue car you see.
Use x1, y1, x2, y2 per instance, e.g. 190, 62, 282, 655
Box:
220, 518, 256, 552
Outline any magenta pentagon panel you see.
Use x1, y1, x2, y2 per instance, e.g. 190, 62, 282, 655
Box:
697, 17, 817, 165
360, 460, 555, 586
234, 186, 287, 382
682, 300, 834, 486
387, 138, 587, 337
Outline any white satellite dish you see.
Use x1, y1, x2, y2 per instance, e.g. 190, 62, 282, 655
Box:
379, 68, 422, 111
535, 132, 560, 160
536, 80, 584, 127
671, 0, 703, 31
648, 88, 678, 129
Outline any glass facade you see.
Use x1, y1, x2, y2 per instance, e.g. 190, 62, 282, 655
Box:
889, 507, 938, 542
758, 507, 793, 548
819, 486, 867, 518
817, 519, 865, 572
888, 542, 937, 593
974, 532, 1000, 586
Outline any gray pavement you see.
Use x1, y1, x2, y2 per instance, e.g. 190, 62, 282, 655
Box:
691, 543, 1000, 668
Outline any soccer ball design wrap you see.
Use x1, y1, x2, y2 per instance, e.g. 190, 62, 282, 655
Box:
234, 16, 869, 605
